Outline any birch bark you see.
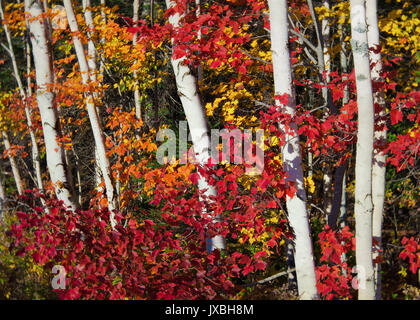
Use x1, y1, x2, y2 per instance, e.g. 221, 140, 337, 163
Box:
2, 131, 24, 195
366, 0, 386, 300
0, 170, 5, 221
82, 0, 104, 197
132, 0, 142, 122
25, 0, 76, 210
268, 0, 319, 300
165, 0, 225, 251
350, 0, 376, 300
63, 0, 117, 226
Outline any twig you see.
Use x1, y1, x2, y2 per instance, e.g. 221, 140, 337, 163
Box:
245, 268, 296, 287
240, 48, 271, 65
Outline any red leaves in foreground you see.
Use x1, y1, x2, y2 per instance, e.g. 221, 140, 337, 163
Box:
8, 191, 233, 299
400, 236, 420, 275
7, 184, 285, 300
316, 226, 355, 300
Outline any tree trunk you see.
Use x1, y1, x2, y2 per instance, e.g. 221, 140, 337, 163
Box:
82, 0, 105, 197
268, 0, 319, 300
24, 0, 76, 210
329, 161, 348, 228
307, 0, 335, 114
63, 0, 118, 226
0, 169, 5, 221
366, 0, 386, 300
321, 0, 331, 82
2, 131, 24, 195
330, 18, 350, 231
165, 0, 225, 251
132, 0, 142, 123
350, 0, 375, 300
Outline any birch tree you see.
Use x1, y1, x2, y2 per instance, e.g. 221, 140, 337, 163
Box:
2, 131, 24, 195
164, 0, 225, 251
321, 0, 331, 82
0, 169, 5, 221
366, 0, 387, 300
329, 17, 351, 229
267, 0, 319, 300
81, 0, 105, 196
349, 0, 376, 300
132, 0, 142, 122
24, 0, 76, 210
63, 0, 118, 226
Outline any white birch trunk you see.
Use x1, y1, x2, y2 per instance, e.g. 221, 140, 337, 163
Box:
350, 0, 375, 300
366, 0, 386, 300
321, 0, 331, 81
268, 0, 319, 300
165, 0, 225, 251
63, 0, 117, 225
25, 0, 76, 210
2, 131, 24, 195
0, 170, 5, 221
132, 0, 142, 122
82, 0, 104, 195
82, 0, 97, 83
321, 0, 333, 217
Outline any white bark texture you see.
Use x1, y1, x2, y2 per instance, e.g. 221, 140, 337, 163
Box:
350, 0, 376, 300
82, 0, 97, 82
366, 0, 386, 300
268, 0, 319, 300
0, 170, 5, 221
321, 0, 331, 81
63, 0, 117, 226
25, 0, 76, 210
132, 0, 142, 121
165, 0, 225, 251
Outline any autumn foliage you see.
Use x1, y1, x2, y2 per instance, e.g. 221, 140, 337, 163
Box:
0, 0, 418, 300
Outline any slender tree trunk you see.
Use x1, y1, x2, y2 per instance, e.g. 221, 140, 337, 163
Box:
321, 1, 333, 218
151, 0, 159, 129
350, 0, 375, 300
307, 0, 335, 113
2, 131, 24, 195
329, 161, 348, 227
165, 0, 225, 251
0, 0, 43, 191
321, 0, 331, 82
63, 0, 118, 225
366, 0, 386, 300
307, 0, 335, 222
329, 10, 350, 229
195, 0, 203, 83
25, 0, 76, 210
99, 0, 106, 80
71, 145, 83, 207
82, 0, 97, 82
268, 0, 319, 300
132, 0, 142, 123
339, 171, 348, 272
82, 0, 105, 196
0, 169, 5, 221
